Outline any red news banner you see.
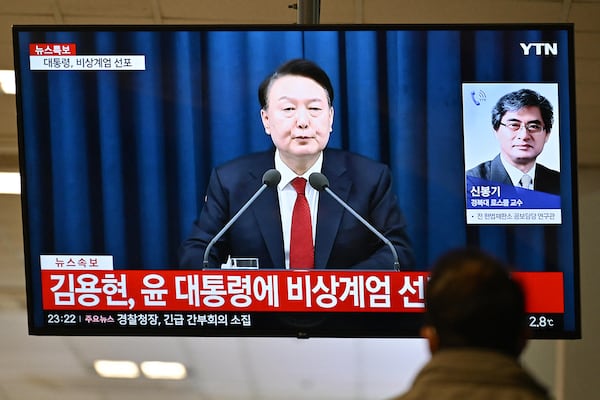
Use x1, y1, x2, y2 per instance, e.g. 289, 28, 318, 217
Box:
41, 270, 564, 314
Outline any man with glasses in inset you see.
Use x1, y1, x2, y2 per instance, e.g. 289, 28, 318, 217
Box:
467, 88, 559, 195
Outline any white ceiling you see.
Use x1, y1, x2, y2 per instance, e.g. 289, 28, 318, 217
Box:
1, 1, 599, 399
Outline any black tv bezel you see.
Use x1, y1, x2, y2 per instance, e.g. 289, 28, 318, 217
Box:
13, 23, 581, 339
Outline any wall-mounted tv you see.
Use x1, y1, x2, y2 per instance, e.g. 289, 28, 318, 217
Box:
13, 24, 580, 339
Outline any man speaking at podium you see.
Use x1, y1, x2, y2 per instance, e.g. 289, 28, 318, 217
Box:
179, 59, 413, 270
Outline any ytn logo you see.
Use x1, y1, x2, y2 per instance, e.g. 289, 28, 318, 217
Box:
520, 42, 558, 56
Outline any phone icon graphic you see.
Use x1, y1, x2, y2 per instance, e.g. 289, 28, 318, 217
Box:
470, 90, 480, 106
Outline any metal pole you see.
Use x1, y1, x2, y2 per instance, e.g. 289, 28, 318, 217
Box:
296, 0, 320, 24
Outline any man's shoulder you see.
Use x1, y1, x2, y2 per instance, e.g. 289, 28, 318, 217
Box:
392, 349, 550, 400
324, 148, 388, 169
209, 150, 275, 187
466, 159, 494, 178
215, 149, 274, 171
534, 163, 560, 194
536, 163, 560, 177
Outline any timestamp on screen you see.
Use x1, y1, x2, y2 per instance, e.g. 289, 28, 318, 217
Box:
46, 312, 80, 324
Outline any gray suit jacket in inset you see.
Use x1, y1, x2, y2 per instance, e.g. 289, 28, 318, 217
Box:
466, 154, 560, 195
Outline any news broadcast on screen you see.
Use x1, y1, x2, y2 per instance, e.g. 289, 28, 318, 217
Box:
13, 24, 580, 338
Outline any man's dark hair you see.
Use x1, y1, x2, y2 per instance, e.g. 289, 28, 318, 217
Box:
258, 58, 334, 109
424, 248, 527, 357
491, 88, 554, 132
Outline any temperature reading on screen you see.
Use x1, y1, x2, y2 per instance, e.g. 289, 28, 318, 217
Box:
529, 315, 555, 328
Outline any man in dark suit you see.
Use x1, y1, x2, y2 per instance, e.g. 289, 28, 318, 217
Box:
466, 89, 560, 195
467, 154, 560, 195
179, 59, 413, 270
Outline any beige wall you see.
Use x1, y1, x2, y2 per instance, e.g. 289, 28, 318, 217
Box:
562, 167, 600, 399
518, 167, 600, 400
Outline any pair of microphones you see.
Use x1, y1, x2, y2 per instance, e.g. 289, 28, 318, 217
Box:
202, 169, 400, 270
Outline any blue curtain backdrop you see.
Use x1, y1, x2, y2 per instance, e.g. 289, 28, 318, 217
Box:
17, 27, 576, 327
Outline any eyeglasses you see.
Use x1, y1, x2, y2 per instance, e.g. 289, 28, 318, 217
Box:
499, 121, 545, 134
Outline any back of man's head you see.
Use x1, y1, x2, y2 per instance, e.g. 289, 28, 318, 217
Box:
424, 248, 527, 357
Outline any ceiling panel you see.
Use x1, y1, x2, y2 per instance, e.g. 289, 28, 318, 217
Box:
58, 0, 155, 18
158, 0, 297, 24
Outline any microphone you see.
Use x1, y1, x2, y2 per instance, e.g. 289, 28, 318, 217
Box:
202, 169, 281, 269
308, 172, 401, 271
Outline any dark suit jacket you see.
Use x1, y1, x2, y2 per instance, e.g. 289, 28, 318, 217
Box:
179, 148, 414, 270
466, 154, 560, 195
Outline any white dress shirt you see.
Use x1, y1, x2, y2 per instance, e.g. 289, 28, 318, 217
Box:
275, 149, 322, 269
500, 155, 536, 190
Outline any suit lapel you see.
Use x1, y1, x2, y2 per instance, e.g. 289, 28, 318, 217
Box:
534, 164, 559, 195
490, 155, 513, 185
253, 188, 284, 267
315, 151, 350, 268
247, 152, 285, 267
243, 149, 354, 268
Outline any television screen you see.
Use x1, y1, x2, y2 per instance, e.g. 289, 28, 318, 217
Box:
13, 24, 580, 338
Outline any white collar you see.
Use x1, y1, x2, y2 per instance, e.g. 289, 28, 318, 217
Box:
274, 149, 324, 190
500, 155, 537, 188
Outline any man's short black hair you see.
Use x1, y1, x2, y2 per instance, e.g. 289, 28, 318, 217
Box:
258, 58, 334, 110
491, 88, 554, 132
424, 248, 527, 357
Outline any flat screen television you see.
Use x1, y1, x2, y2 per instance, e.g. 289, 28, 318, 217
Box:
13, 24, 580, 338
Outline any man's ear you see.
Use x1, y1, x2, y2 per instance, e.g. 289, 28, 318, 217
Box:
260, 109, 271, 135
420, 325, 439, 354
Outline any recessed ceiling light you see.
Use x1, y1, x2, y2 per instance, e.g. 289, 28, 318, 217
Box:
140, 361, 187, 380
94, 360, 140, 379
0, 70, 15, 95
0, 172, 20, 194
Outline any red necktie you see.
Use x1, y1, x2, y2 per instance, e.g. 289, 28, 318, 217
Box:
290, 177, 314, 269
